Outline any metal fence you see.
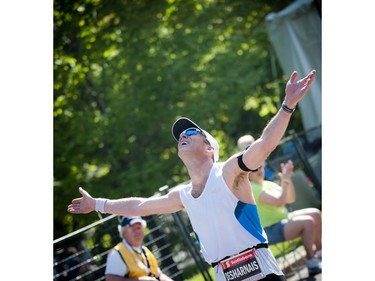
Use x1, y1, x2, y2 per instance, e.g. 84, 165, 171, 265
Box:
53, 126, 321, 281
53, 188, 213, 281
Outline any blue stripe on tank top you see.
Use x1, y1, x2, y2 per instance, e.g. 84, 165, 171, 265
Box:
194, 231, 201, 248
234, 201, 266, 243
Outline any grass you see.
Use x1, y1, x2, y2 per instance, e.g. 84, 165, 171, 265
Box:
186, 266, 215, 281
269, 238, 302, 259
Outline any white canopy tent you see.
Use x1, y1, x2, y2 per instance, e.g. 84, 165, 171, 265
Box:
265, 0, 321, 133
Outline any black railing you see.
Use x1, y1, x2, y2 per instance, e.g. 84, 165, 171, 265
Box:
53, 192, 213, 281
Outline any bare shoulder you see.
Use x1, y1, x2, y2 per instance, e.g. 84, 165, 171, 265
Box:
222, 154, 247, 190
167, 186, 183, 198
222, 156, 255, 203
165, 185, 185, 208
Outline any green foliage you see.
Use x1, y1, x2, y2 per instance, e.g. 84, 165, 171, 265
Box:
185, 265, 215, 281
54, 0, 298, 239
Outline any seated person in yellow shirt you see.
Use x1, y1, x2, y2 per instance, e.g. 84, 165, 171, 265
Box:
249, 160, 322, 276
105, 216, 174, 281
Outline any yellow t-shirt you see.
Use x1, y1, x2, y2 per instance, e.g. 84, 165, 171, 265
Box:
251, 180, 288, 227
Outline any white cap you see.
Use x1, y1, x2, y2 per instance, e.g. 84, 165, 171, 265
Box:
120, 216, 147, 228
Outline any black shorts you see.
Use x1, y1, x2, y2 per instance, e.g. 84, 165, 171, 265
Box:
261, 273, 287, 281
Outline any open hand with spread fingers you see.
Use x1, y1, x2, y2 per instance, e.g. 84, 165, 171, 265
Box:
277, 160, 294, 181
284, 70, 316, 109
67, 187, 96, 214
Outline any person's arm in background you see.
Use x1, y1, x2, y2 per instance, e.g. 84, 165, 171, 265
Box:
278, 160, 296, 204
259, 160, 296, 207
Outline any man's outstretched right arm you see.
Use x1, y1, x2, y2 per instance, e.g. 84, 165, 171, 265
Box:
67, 187, 184, 216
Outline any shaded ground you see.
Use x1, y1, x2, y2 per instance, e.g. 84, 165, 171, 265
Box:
276, 246, 322, 281
286, 267, 321, 281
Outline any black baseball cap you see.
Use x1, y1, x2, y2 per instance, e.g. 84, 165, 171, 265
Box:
171, 117, 219, 162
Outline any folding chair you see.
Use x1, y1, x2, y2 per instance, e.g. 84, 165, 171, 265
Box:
288, 169, 321, 211
271, 238, 306, 279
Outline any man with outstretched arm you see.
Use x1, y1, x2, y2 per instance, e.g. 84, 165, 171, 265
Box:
68, 70, 316, 281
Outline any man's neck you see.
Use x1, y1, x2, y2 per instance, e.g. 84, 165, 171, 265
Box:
184, 154, 212, 174
186, 159, 213, 198
131, 246, 142, 254
190, 184, 205, 198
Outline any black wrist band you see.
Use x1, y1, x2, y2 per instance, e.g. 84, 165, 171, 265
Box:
281, 103, 295, 113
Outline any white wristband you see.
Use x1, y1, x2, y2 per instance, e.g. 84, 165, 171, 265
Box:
95, 198, 107, 213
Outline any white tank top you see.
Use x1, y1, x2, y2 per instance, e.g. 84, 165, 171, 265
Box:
179, 162, 268, 263
179, 163, 283, 280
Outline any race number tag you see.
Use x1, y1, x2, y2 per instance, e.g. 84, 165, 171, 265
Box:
220, 249, 265, 281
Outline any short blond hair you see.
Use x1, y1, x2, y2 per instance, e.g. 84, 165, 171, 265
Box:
237, 134, 255, 150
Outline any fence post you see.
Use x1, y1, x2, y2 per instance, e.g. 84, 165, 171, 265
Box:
159, 186, 213, 281
146, 215, 184, 281
290, 130, 321, 198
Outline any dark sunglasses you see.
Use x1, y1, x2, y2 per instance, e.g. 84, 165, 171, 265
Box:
180, 127, 206, 139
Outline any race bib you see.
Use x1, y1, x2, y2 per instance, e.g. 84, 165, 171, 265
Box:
220, 249, 265, 281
